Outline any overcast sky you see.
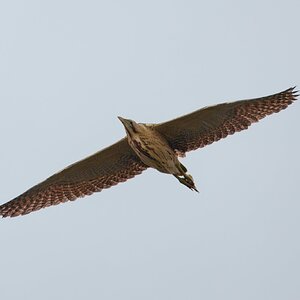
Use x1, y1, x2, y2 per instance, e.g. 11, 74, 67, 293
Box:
0, 1, 299, 299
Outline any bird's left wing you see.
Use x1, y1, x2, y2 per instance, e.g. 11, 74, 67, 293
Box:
155, 87, 298, 154
0, 138, 147, 217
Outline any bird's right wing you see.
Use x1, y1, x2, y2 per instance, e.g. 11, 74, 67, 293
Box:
155, 87, 298, 154
0, 138, 147, 217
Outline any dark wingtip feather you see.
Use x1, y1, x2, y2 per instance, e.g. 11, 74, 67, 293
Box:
284, 86, 298, 100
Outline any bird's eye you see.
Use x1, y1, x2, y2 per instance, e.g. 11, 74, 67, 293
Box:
130, 121, 137, 133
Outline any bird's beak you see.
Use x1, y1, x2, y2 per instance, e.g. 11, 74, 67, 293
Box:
118, 116, 130, 129
117, 116, 125, 123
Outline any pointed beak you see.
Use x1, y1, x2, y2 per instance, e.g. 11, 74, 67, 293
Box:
117, 116, 125, 123
117, 116, 130, 129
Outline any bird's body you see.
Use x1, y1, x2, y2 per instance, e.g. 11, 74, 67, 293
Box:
119, 120, 174, 173
118, 117, 198, 191
0, 87, 297, 217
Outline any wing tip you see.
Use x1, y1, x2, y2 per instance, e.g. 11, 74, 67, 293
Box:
0, 203, 21, 218
282, 86, 298, 101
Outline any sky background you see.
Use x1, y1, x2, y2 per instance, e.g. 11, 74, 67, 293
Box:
0, 1, 299, 299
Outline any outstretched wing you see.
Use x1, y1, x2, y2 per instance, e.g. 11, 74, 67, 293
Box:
0, 138, 147, 217
156, 87, 298, 154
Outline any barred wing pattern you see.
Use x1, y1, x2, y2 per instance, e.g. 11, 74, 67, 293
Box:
0, 87, 297, 218
0, 138, 147, 217
156, 87, 297, 154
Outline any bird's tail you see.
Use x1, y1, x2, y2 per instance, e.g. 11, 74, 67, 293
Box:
174, 173, 199, 192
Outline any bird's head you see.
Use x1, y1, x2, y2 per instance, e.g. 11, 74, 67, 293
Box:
118, 116, 141, 138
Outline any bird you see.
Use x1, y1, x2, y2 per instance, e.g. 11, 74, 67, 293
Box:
0, 87, 297, 217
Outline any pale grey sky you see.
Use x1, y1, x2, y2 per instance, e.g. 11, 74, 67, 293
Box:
0, 1, 299, 299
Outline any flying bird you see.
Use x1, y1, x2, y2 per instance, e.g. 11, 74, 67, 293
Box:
0, 87, 297, 217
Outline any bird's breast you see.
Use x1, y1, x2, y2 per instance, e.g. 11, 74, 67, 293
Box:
128, 134, 180, 175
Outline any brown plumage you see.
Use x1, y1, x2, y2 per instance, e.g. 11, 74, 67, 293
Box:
0, 87, 297, 217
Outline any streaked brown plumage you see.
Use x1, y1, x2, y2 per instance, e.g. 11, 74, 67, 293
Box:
0, 87, 297, 217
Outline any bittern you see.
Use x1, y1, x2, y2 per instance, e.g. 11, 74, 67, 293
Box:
0, 87, 297, 217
